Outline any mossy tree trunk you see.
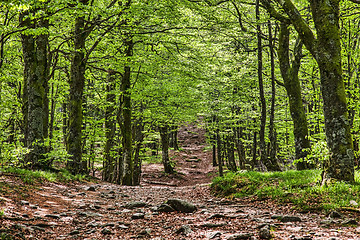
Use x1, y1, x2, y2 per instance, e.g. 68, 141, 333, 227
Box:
133, 109, 144, 186
278, 22, 313, 170
66, 0, 90, 175
263, 0, 354, 181
103, 71, 117, 182
266, 20, 281, 171
256, 0, 267, 168
159, 125, 174, 174
120, 35, 134, 185
20, 7, 50, 169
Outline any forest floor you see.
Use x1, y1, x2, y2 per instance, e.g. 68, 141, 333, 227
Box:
1, 123, 360, 239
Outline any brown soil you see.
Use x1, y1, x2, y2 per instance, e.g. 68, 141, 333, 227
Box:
0, 123, 360, 239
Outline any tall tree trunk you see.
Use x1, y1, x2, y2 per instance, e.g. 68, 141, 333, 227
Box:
103, 71, 117, 182
120, 36, 134, 185
66, 0, 89, 175
266, 21, 281, 171
225, 134, 237, 172
216, 129, 223, 177
278, 22, 313, 170
133, 111, 144, 186
159, 125, 174, 174
256, 0, 267, 168
20, 8, 50, 169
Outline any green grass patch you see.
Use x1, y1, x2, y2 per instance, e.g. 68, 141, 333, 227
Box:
0, 167, 87, 184
211, 170, 360, 211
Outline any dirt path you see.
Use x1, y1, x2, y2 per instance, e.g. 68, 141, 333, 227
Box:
1, 123, 360, 239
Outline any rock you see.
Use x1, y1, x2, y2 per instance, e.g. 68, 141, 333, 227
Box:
101, 228, 112, 234
175, 225, 192, 235
226, 233, 253, 240
124, 201, 147, 209
103, 223, 116, 227
329, 211, 342, 219
138, 228, 151, 237
349, 200, 358, 206
45, 214, 60, 219
201, 222, 227, 228
166, 199, 197, 213
207, 231, 222, 239
118, 224, 129, 229
20, 200, 29, 205
30, 226, 46, 231
131, 213, 145, 219
341, 218, 358, 225
207, 213, 226, 219
69, 230, 80, 235
258, 227, 272, 239
86, 186, 96, 191
157, 204, 175, 213
276, 215, 301, 222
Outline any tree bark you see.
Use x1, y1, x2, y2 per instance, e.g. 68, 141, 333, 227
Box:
266, 21, 281, 171
278, 22, 313, 170
120, 36, 134, 185
256, 0, 267, 168
66, 0, 89, 175
103, 71, 117, 182
159, 125, 174, 174
133, 105, 144, 186
20, 7, 50, 169
216, 129, 223, 177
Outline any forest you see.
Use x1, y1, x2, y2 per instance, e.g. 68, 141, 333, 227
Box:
0, 0, 360, 239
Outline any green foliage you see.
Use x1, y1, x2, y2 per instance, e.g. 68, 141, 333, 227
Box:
212, 170, 360, 211
0, 167, 87, 184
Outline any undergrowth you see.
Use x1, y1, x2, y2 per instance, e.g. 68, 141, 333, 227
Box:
0, 167, 87, 184
211, 170, 360, 211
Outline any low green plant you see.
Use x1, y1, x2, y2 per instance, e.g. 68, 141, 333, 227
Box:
0, 208, 4, 217
0, 167, 87, 184
211, 169, 360, 211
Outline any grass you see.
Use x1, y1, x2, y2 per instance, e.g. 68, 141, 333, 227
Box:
0, 167, 87, 184
211, 169, 360, 212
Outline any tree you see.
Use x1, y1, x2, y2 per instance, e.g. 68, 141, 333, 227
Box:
20, 2, 50, 169
261, 0, 354, 182
278, 23, 313, 170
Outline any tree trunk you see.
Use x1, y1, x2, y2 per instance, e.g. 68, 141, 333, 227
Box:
266, 21, 281, 171
66, 0, 89, 175
159, 125, 174, 174
133, 112, 144, 186
20, 8, 50, 169
120, 36, 134, 185
278, 22, 313, 170
225, 134, 237, 172
169, 125, 179, 150
103, 71, 117, 182
256, 0, 267, 168
216, 129, 223, 177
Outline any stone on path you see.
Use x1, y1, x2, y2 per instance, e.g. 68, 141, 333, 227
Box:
157, 203, 175, 213
226, 233, 253, 240
131, 212, 145, 219
124, 201, 147, 209
166, 198, 197, 213
175, 225, 192, 235
258, 226, 272, 239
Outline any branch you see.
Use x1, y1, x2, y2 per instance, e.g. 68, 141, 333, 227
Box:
273, 0, 316, 57
259, 0, 289, 23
